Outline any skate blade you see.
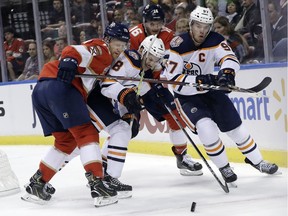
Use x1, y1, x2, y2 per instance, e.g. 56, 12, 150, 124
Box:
227, 182, 238, 188
271, 170, 282, 175
179, 169, 203, 176
21, 193, 49, 205
94, 195, 118, 207
117, 191, 132, 199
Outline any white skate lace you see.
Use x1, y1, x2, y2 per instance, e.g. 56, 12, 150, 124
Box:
183, 154, 197, 165
111, 177, 126, 186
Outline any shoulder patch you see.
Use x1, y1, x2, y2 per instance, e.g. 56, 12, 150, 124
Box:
128, 51, 139, 60
89, 45, 102, 56
170, 36, 183, 48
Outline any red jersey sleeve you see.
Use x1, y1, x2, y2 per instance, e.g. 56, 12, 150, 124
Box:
129, 24, 146, 50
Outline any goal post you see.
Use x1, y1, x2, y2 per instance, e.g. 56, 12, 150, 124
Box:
0, 150, 20, 196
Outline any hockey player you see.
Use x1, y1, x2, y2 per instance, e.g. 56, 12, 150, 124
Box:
129, 4, 174, 53
101, 34, 202, 177
54, 22, 141, 199
165, 6, 279, 183
22, 37, 128, 206
87, 22, 141, 199
129, 4, 202, 176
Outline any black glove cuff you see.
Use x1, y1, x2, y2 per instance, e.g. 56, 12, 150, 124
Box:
59, 58, 78, 71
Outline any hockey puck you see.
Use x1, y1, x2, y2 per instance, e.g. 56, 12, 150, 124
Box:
191, 202, 196, 212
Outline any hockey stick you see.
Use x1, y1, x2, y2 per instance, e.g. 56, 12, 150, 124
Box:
161, 102, 229, 193
132, 35, 159, 128
76, 74, 271, 95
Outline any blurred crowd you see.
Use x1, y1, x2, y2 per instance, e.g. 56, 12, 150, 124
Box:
2, 0, 287, 81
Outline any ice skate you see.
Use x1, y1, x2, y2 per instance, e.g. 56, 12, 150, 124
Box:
85, 172, 118, 207
245, 158, 280, 175
172, 146, 203, 176
21, 170, 53, 204
219, 163, 237, 183
104, 174, 132, 199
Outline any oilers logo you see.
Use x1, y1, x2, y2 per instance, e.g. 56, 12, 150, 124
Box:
182, 61, 201, 75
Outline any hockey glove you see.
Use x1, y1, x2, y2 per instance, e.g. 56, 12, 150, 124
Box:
195, 74, 217, 91
57, 58, 78, 84
122, 113, 140, 138
118, 88, 142, 114
217, 68, 235, 87
152, 84, 173, 105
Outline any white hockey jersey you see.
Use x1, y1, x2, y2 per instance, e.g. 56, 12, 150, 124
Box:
101, 49, 154, 101
165, 31, 240, 96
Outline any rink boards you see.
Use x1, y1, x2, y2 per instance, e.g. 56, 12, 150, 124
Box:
0, 63, 287, 167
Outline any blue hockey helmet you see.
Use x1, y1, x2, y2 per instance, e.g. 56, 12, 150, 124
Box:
142, 4, 165, 22
104, 22, 130, 42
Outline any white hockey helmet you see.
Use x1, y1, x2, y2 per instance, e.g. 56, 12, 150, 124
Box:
189, 6, 214, 24
139, 35, 165, 59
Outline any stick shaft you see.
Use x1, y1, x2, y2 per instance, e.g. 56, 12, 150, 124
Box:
76, 73, 270, 95
76, 73, 188, 85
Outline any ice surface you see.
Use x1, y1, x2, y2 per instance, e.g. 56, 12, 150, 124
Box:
0, 145, 287, 216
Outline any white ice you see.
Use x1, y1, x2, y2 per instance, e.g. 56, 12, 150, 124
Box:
0, 145, 287, 216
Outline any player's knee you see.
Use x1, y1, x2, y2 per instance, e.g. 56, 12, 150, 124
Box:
163, 109, 185, 130
196, 118, 219, 144
52, 131, 77, 154
226, 124, 249, 144
107, 120, 132, 140
68, 122, 99, 147
169, 129, 186, 145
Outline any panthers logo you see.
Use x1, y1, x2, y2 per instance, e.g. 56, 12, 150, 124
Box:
89, 46, 102, 56
183, 61, 201, 75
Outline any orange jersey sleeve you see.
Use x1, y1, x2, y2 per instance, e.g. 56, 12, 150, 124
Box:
38, 39, 113, 100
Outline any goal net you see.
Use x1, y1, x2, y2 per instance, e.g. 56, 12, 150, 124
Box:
0, 150, 20, 196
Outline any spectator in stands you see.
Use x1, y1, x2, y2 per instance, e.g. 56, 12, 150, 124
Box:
161, 0, 176, 9
234, 0, 261, 47
175, 18, 189, 35
162, 3, 177, 31
3, 27, 26, 81
271, 0, 287, 48
205, 0, 219, 18
48, 0, 65, 28
43, 39, 57, 64
129, 17, 142, 29
252, 0, 287, 62
79, 30, 87, 44
16, 42, 39, 81
225, 0, 242, 30
124, 7, 137, 27
173, 0, 196, 15
71, 0, 94, 25
86, 19, 100, 39
54, 37, 68, 59
175, 0, 192, 7
41, 0, 65, 39
113, 9, 123, 23
213, 16, 250, 63
174, 5, 187, 20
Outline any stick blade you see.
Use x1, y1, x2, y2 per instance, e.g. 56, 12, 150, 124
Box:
247, 77, 272, 92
